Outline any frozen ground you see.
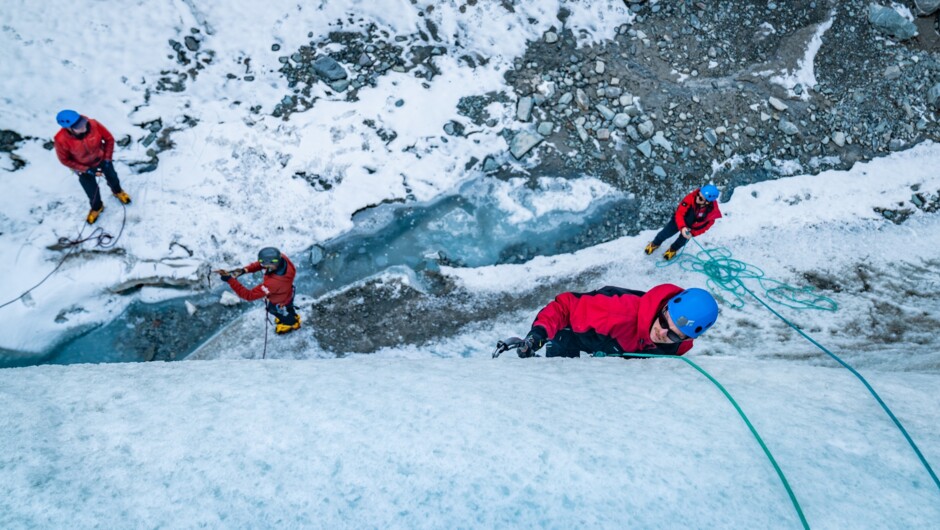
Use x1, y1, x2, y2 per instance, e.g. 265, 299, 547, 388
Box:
1, 358, 938, 529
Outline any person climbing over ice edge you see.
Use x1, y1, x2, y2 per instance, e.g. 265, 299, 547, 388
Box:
516, 284, 718, 358
645, 184, 722, 261
53, 110, 131, 224
218, 247, 301, 335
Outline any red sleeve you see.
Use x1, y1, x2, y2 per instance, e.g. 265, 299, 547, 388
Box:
532, 292, 577, 340
54, 132, 86, 172
673, 189, 698, 230
95, 120, 115, 160
243, 261, 262, 274
226, 277, 267, 302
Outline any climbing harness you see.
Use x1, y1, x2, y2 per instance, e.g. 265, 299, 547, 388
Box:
669, 237, 940, 495
0, 200, 127, 310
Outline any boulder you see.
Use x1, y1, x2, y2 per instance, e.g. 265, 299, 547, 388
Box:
517, 96, 534, 122
313, 56, 348, 81
509, 130, 543, 159
915, 0, 940, 15
868, 5, 918, 40
927, 83, 940, 109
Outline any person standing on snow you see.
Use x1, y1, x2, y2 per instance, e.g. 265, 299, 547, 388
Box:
53, 110, 131, 224
217, 247, 302, 335
644, 184, 722, 261
515, 284, 719, 358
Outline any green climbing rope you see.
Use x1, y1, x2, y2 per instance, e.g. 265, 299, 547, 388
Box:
674, 236, 940, 495
596, 351, 809, 529
656, 241, 837, 312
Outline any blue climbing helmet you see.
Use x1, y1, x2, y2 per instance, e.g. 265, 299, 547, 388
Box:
56, 109, 81, 128
666, 288, 719, 339
258, 247, 282, 266
700, 184, 720, 202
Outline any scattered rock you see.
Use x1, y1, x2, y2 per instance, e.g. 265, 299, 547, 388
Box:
927, 83, 940, 110
768, 97, 789, 112
509, 130, 543, 159
517, 96, 533, 122
832, 131, 846, 147
883, 65, 901, 80
778, 119, 800, 136
313, 56, 348, 81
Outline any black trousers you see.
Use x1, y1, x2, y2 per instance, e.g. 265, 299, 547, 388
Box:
78, 160, 122, 210
266, 299, 298, 326
651, 217, 690, 252
545, 329, 585, 358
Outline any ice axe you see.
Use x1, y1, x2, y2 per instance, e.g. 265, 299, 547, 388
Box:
492, 337, 525, 358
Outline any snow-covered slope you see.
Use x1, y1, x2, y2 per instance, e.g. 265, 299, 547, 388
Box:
1, 358, 938, 529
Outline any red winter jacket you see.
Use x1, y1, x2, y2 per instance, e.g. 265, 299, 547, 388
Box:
54, 118, 115, 172
530, 283, 693, 356
226, 254, 296, 306
674, 188, 722, 236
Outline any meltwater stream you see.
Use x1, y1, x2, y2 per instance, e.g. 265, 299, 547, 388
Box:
15, 179, 635, 366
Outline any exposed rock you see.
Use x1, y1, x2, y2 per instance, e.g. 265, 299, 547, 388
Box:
927, 83, 940, 110
914, 0, 940, 15
868, 5, 918, 40
517, 96, 533, 122
650, 131, 673, 152
575, 89, 590, 110
509, 130, 543, 159
883, 65, 901, 80
313, 56, 348, 81
768, 97, 789, 112
703, 128, 718, 146
778, 119, 800, 136
832, 131, 846, 147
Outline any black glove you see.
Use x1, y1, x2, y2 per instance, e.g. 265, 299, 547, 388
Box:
219, 271, 232, 282
233, 268, 246, 277
517, 327, 547, 358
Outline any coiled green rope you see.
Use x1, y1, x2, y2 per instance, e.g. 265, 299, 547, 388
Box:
657, 241, 837, 312
670, 237, 940, 495
596, 351, 809, 529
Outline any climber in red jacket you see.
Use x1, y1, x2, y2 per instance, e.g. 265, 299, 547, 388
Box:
218, 247, 301, 335
515, 284, 719, 358
645, 184, 722, 261
53, 110, 131, 224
